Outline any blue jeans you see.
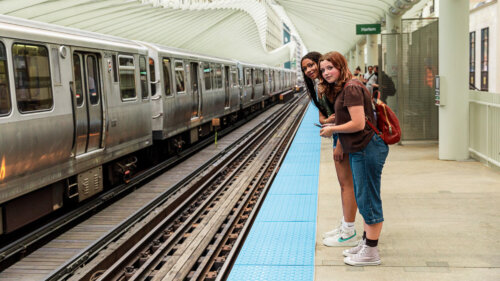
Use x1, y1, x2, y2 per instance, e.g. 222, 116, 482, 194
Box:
332, 134, 339, 148
349, 134, 389, 225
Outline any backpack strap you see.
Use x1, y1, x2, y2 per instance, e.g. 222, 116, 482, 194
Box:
366, 117, 381, 136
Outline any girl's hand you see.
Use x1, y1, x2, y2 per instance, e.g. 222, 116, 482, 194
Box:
325, 113, 335, 124
333, 141, 344, 161
320, 126, 335, 138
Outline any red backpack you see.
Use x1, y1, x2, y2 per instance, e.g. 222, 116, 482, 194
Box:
366, 99, 401, 145
344, 80, 401, 145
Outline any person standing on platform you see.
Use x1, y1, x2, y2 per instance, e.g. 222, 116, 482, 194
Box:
301, 52, 359, 247
353, 66, 363, 82
319, 51, 389, 266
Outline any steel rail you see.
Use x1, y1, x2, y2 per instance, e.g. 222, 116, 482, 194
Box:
129, 96, 307, 281
42, 93, 303, 281
0, 97, 280, 272
215, 98, 310, 281
82, 94, 304, 281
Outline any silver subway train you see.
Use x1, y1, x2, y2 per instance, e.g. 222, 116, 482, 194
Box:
0, 15, 297, 234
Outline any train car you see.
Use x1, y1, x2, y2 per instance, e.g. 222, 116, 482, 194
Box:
0, 15, 152, 233
143, 43, 240, 148
0, 15, 298, 236
238, 62, 268, 110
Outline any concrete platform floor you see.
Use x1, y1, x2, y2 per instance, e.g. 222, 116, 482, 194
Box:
315, 139, 500, 281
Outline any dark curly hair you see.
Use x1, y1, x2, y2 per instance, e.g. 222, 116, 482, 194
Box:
301, 52, 327, 117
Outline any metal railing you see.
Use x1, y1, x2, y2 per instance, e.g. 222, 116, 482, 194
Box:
469, 90, 500, 168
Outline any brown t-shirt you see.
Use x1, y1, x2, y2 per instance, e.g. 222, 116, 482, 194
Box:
334, 79, 375, 153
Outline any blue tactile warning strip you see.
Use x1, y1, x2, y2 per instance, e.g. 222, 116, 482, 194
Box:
228, 103, 321, 281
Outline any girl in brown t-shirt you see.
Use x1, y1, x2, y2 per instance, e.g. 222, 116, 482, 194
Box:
319, 51, 389, 267
301, 52, 359, 247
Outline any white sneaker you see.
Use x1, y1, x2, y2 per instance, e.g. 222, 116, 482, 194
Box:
322, 222, 341, 239
343, 239, 365, 257
344, 245, 381, 266
322, 227, 358, 247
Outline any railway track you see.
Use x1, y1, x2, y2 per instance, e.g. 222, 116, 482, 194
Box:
0, 92, 308, 281
0, 94, 287, 272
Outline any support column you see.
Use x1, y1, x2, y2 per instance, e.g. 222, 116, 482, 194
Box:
384, 13, 401, 110
497, 2, 500, 93
356, 42, 365, 73
351, 49, 356, 71
348, 49, 354, 72
366, 34, 378, 67
385, 13, 401, 76
439, 0, 469, 160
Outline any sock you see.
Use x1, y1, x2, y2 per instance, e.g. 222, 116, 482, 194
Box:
342, 216, 355, 229
363, 231, 366, 240
365, 238, 378, 247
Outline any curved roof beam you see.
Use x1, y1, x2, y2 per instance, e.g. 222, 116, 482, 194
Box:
142, 0, 272, 52
277, 0, 389, 19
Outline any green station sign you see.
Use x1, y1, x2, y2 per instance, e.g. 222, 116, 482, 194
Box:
356, 24, 381, 35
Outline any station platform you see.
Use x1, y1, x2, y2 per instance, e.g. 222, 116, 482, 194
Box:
230, 104, 500, 281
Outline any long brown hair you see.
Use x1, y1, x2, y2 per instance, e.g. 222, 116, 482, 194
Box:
319, 51, 353, 99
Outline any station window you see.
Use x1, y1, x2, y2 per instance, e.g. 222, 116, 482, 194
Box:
118, 55, 136, 100
149, 57, 156, 96
12, 43, 53, 113
73, 54, 84, 107
480, 27, 488, 91
174, 61, 185, 93
469, 32, 475, 88
215, 65, 222, 89
162, 58, 172, 96
231, 67, 238, 87
0, 42, 11, 116
203, 63, 212, 90
86, 55, 99, 105
139, 56, 148, 99
245, 68, 251, 86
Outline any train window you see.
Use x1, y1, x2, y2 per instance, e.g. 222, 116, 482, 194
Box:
73, 54, 84, 106
0, 42, 11, 116
203, 63, 212, 90
215, 65, 222, 89
162, 58, 172, 96
51, 48, 61, 85
86, 56, 99, 105
149, 57, 156, 96
12, 43, 53, 113
174, 61, 185, 94
255, 70, 262, 85
118, 55, 136, 100
112, 54, 118, 82
139, 56, 148, 99
245, 69, 251, 86
231, 68, 238, 87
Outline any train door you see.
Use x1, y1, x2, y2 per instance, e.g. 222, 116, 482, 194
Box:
72, 52, 103, 155
224, 65, 230, 108
190, 62, 200, 118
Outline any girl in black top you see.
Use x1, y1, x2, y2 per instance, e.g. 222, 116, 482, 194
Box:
301, 52, 358, 247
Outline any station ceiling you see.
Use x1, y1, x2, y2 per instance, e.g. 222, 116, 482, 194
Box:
0, 0, 426, 65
